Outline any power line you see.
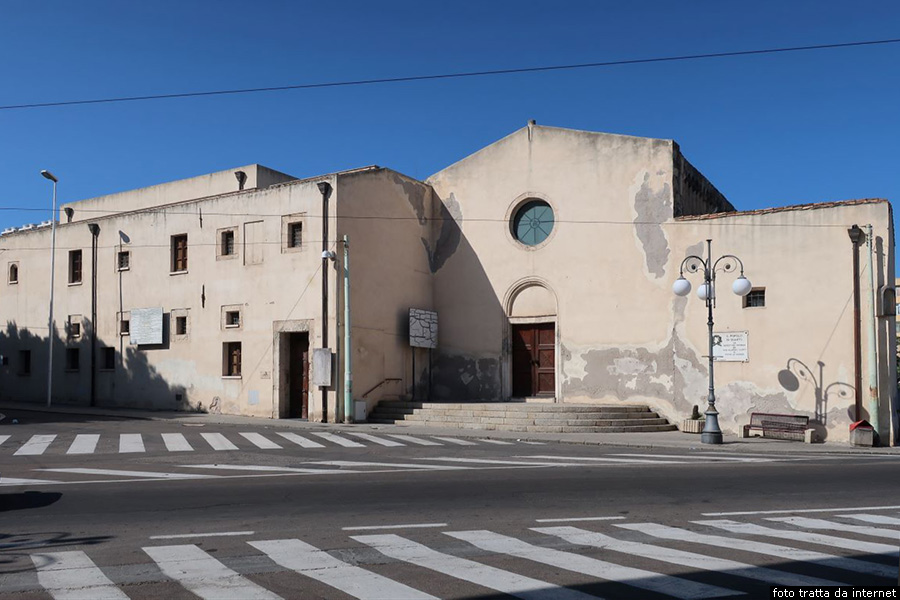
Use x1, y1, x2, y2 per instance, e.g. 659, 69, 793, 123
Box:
2, 38, 898, 111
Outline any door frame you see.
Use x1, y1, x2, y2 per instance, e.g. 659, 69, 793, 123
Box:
502, 277, 560, 402
272, 319, 315, 418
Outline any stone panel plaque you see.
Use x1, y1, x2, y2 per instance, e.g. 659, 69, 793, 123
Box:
712, 331, 749, 362
130, 307, 163, 345
409, 308, 438, 349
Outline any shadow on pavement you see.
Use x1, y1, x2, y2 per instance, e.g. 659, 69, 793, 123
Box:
0, 491, 63, 513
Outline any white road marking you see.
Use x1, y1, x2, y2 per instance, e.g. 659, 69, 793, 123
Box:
240, 432, 282, 449
0, 434, 10, 446
619, 522, 875, 581
518, 441, 546, 445
150, 531, 254, 540
144, 544, 282, 600
66, 434, 100, 455
611, 453, 769, 462
419, 457, 580, 467
521, 454, 689, 465
353, 533, 597, 600
696, 519, 898, 556
386, 434, 442, 446
32, 550, 129, 599
346, 432, 405, 447
702, 504, 900, 517
837, 513, 900, 526
449, 529, 738, 600
767, 516, 900, 540
180, 464, 351, 474
119, 433, 144, 453
200, 432, 238, 451
312, 460, 467, 471
40, 468, 220, 480
15, 434, 56, 456
310, 432, 365, 447
431, 436, 477, 446
0, 477, 61, 486
536, 525, 854, 588
162, 433, 193, 452
251, 538, 437, 600
535, 516, 625, 523
276, 432, 325, 448
476, 438, 514, 445
342, 523, 448, 531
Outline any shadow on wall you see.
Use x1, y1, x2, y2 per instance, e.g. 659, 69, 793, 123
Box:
424, 193, 505, 402
777, 358, 855, 442
0, 320, 194, 420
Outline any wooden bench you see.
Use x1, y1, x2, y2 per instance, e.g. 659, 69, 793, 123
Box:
742, 412, 809, 441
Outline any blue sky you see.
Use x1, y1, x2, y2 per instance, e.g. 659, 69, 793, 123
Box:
2, 1, 898, 259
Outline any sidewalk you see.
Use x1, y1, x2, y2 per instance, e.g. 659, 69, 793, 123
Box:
2, 401, 897, 456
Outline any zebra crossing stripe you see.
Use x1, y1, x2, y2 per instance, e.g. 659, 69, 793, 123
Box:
31, 550, 129, 599
767, 516, 900, 540
0, 434, 10, 446
162, 433, 193, 452
250, 538, 437, 600
346, 432, 405, 447
0, 477, 61, 486
430, 436, 477, 446
386, 434, 442, 446
276, 432, 324, 448
618, 523, 872, 582
67, 434, 100, 455
535, 525, 846, 588
15, 434, 56, 456
696, 519, 898, 558
240, 432, 282, 449
310, 432, 365, 447
119, 434, 144, 453
352, 533, 597, 600
143, 544, 282, 600
476, 439, 514, 445
448, 529, 739, 600
200, 433, 238, 451
838, 513, 900, 526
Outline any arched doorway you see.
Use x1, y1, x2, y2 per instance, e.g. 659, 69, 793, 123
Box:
504, 279, 559, 400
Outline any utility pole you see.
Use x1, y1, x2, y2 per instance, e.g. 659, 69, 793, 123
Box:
343, 235, 352, 423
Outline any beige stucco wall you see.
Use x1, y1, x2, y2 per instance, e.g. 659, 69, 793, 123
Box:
426, 124, 896, 442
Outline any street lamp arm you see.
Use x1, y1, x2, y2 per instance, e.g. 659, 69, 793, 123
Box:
678, 254, 708, 276
712, 254, 745, 276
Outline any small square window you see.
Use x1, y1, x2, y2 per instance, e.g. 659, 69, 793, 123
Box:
8, 262, 19, 284
288, 222, 302, 248
66, 348, 80, 371
120, 318, 130, 336
176, 315, 188, 336
282, 214, 305, 253
68, 315, 82, 338
117, 251, 130, 271
69, 249, 83, 284
743, 288, 766, 308
101, 347, 115, 370
226, 311, 240, 328
171, 234, 188, 272
221, 230, 235, 256
223, 342, 241, 377
18, 350, 31, 375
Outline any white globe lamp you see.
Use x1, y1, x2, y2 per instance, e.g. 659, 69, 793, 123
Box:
697, 283, 711, 301
672, 277, 691, 297
732, 276, 752, 297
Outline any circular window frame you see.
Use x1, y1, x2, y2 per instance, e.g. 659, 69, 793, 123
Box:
505, 193, 558, 251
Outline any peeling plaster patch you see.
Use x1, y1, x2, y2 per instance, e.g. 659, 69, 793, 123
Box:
633, 173, 672, 278
432, 353, 499, 401
560, 343, 587, 385
393, 173, 427, 225
716, 382, 790, 434
422, 193, 462, 273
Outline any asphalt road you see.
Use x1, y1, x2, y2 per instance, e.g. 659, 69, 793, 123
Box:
1, 410, 899, 599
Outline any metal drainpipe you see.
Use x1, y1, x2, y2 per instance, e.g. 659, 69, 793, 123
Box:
866, 224, 879, 438
343, 235, 352, 423
88, 223, 100, 407
317, 181, 332, 422
848, 225, 863, 421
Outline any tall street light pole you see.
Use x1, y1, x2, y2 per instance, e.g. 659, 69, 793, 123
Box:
672, 239, 752, 444
40, 170, 59, 408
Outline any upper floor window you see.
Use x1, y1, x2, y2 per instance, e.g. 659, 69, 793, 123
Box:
511, 199, 554, 247
222, 230, 235, 256
743, 288, 766, 308
171, 234, 188, 272
218, 227, 238, 260
8, 262, 18, 284
68, 249, 83, 284
288, 222, 302, 248
117, 250, 130, 271
282, 214, 305, 253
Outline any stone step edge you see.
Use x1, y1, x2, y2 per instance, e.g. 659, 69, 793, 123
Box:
370, 409, 663, 420
372, 416, 670, 427
365, 419, 678, 433
377, 402, 652, 412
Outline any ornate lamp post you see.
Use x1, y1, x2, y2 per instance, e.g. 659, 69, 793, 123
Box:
672, 239, 752, 444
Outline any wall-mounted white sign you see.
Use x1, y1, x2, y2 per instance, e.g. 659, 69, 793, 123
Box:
712, 331, 749, 362
130, 307, 164, 345
409, 308, 438, 349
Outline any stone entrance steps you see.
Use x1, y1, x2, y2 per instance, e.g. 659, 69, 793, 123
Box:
367, 401, 677, 433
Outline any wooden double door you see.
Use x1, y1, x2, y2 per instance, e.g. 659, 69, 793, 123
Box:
511, 323, 555, 398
